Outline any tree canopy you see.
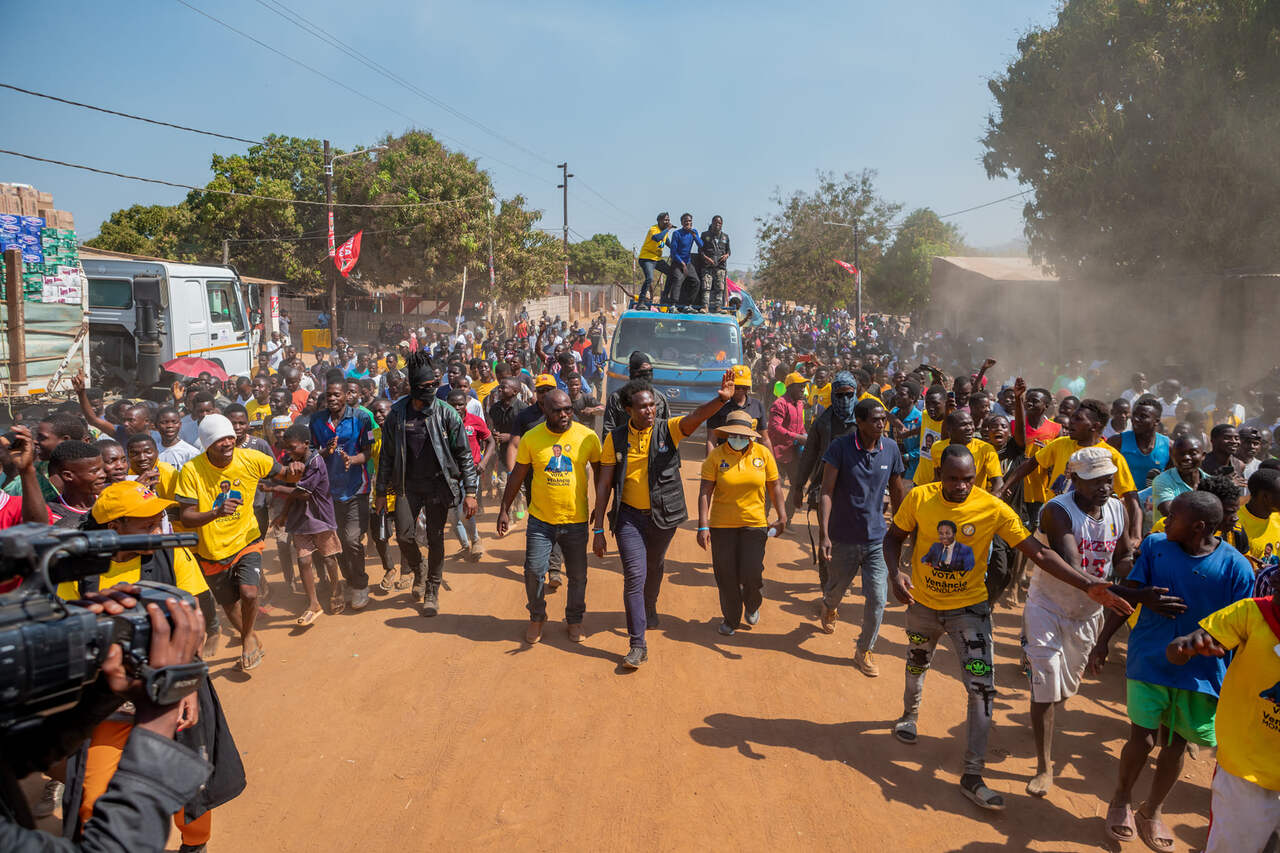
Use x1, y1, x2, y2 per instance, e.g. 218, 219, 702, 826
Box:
982, 0, 1280, 278
566, 232, 632, 288
754, 170, 901, 309
872, 209, 968, 315
86, 131, 559, 303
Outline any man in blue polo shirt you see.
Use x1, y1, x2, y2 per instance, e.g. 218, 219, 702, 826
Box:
654, 212, 703, 308
818, 396, 908, 676
311, 377, 377, 610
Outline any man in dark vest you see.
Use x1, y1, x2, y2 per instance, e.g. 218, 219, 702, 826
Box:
602, 351, 669, 433
592, 370, 735, 669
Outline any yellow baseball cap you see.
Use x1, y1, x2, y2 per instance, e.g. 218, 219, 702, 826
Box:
784, 371, 809, 386
535, 373, 557, 389
731, 364, 752, 386
91, 480, 176, 523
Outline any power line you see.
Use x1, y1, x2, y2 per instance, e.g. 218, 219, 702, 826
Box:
0, 82, 264, 146
0, 149, 487, 209
938, 189, 1032, 218
253, 0, 556, 168
225, 223, 425, 244
172, 0, 557, 189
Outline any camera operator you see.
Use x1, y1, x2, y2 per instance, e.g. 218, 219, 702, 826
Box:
0, 585, 210, 850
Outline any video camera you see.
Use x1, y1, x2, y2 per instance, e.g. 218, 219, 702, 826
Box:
0, 523, 207, 728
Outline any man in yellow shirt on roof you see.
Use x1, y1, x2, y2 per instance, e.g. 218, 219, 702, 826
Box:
635, 212, 670, 309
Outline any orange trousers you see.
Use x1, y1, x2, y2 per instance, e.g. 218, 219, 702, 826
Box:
80, 720, 212, 846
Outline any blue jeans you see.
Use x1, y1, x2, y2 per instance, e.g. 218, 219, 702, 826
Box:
614, 505, 676, 649
823, 541, 889, 653
637, 259, 657, 304
525, 517, 588, 623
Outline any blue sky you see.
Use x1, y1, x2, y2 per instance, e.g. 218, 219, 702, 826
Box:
3, 0, 1059, 266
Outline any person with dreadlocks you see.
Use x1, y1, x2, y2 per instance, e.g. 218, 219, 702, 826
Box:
374, 351, 479, 617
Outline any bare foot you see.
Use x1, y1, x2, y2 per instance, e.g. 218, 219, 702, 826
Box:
1025, 770, 1053, 797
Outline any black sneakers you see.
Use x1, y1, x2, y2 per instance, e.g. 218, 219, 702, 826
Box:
421, 587, 439, 617
622, 647, 648, 669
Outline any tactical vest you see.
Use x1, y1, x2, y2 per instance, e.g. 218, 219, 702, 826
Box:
607, 416, 687, 530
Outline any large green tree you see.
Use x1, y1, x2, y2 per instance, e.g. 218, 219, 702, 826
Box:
872, 208, 968, 315
982, 0, 1280, 278
566, 232, 631, 287
86, 131, 558, 303
755, 170, 901, 309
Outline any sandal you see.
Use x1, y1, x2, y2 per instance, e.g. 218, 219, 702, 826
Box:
959, 774, 1005, 811
1135, 806, 1174, 852
378, 568, 400, 592
296, 608, 321, 627
893, 719, 917, 745
239, 646, 265, 671
1106, 804, 1136, 842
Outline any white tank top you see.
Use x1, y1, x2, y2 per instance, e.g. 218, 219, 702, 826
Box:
1029, 493, 1125, 619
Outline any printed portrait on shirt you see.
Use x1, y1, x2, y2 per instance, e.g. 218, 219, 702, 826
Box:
212, 479, 243, 509
921, 520, 975, 575
544, 444, 574, 473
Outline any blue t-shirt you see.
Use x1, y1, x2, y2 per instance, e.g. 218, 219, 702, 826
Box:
1126, 533, 1255, 696
309, 405, 377, 502
1119, 431, 1170, 489
822, 431, 904, 545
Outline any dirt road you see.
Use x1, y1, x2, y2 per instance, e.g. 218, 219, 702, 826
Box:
195, 458, 1212, 852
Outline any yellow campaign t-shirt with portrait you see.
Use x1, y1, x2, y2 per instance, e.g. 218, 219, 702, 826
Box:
808, 383, 831, 413
1033, 436, 1137, 498
701, 441, 779, 528
1199, 598, 1280, 791
245, 399, 272, 439
893, 481, 1030, 610
921, 438, 1003, 490
1238, 506, 1280, 570
516, 421, 601, 525
601, 417, 684, 511
919, 411, 944, 458
474, 379, 499, 406
57, 550, 209, 601
175, 448, 276, 561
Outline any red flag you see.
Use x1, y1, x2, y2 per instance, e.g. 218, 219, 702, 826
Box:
834, 259, 859, 276
334, 230, 362, 278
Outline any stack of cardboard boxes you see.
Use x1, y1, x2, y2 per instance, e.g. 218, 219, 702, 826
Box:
0, 183, 83, 303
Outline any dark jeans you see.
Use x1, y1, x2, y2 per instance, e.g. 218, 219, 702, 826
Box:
333, 497, 370, 591
395, 491, 449, 589
637, 259, 657, 304
615, 505, 676, 649
700, 267, 727, 312
710, 527, 767, 628
525, 517, 588, 623
662, 261, 697, 305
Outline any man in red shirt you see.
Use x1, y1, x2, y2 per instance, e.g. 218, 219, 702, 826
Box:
769, 372, 810, 488
448, 389, 495, 559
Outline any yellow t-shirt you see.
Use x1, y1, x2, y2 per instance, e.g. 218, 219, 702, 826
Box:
808, 384, 832, 412
57, 550, 209, 600
601, 417, 685, 511
918, 438, 1002, 489
1033, 436, 1137, 498
245, 399, 272, 438
516, 421, 601, 524
1199, 598, 1280, 791
1238, 506, 1280, 570
639, 225, 667, 261
919, 411, 944, 457
474, 379, 499, 405
701, 441, 779, 528
893, 481, 1030, 610
175, 448, 276, 561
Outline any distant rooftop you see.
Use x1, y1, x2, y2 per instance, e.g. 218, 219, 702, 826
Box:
933, 255, 1057, 282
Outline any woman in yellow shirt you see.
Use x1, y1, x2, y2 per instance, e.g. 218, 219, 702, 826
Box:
697, 410, 787, 635
592, 370, 735, 669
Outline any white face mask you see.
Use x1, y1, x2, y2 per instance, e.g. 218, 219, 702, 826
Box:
726, 435, 751, 452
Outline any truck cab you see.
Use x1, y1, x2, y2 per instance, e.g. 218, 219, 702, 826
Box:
80, 251, 254, 391
607, 309, 742, 413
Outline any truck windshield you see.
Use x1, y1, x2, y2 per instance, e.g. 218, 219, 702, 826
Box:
612, 316, 740, 369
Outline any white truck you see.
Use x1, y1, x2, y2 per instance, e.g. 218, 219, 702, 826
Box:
79, 249, 259, 393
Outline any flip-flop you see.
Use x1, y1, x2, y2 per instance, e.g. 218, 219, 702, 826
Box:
295, 609, 321, 627
1135, 807, 1174, 852
1106, 804, 1136, 842
239, 646, 265, 671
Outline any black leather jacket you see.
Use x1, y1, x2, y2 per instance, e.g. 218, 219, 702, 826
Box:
794, 407, 854, 508
375, 395, 479, 505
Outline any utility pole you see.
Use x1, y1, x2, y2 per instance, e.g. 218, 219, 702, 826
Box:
557, 162, 572, 294
221, 239, 229, 265
822, 219, 861, 322
324, 139, 336, 343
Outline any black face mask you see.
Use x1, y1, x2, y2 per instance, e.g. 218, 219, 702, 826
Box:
632, 368, 653, 381
409, 365, 438, 402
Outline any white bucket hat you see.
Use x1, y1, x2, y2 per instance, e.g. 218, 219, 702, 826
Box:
1067, 446, 1118, 479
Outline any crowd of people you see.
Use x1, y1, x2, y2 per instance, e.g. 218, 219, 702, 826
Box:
4, 289, 1279, 851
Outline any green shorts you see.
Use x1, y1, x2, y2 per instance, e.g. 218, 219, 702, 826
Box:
1126, 679, 1218, 747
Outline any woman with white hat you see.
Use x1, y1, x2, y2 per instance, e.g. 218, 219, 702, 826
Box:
697, 409, 788, 635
